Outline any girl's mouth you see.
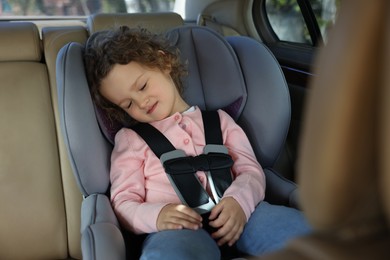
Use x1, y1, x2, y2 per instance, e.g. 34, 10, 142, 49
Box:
147, 102, 157, 114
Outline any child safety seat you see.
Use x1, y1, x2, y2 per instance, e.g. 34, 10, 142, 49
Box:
56, 24, 298, 259
132, 110, 233, 214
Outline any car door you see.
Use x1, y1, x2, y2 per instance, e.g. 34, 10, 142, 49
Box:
252, 0, 340, 180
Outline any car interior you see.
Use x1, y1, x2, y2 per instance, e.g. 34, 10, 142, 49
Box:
0, 0, 389, 259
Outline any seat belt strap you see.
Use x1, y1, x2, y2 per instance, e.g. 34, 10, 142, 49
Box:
131, 110, 222, 155
131, 110, 233, 214
132, 121, 213, 213
131, 122, 174, 158
201, 111, 233, 199
202, 110, 223, 145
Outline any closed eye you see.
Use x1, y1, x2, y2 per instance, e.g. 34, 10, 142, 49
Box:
140, 83, 146, 91
126, 101, 132, 109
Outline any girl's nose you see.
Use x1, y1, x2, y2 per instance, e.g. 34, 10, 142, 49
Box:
138, 98, 150, 109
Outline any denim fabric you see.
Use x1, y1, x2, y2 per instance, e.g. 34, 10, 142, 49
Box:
236, 201, 311, 255
141, 229, 221, 260
140, 201, 311, 259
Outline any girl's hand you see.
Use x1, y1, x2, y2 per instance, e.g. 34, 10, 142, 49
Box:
208, 197, 246, 246
157, 204, 203, 231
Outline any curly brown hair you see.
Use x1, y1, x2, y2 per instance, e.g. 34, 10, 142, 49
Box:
84, 26, 187, 126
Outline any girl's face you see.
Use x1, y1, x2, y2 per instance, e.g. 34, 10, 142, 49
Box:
100, 61, 189, 123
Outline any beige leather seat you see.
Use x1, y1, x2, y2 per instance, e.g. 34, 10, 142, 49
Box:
0, 22, 81, 259
256, 0, 390, 259
197, 0, 257, 38
42, 25, 89, 259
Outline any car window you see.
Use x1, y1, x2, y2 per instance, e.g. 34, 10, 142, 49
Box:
0, 0, 175, 16
264, 0, 340, 45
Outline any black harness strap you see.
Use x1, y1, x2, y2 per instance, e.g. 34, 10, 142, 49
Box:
131, 110, 233, 212
132, 120, 210, 209
201, 111, 233, 198
202, 110, 223, 145
131, 122, 174, 158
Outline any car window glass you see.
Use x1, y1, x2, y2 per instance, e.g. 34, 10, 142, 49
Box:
0, 0, 175, 16
266, 0, 311, 44
265, 0, 340, 45
309, 0, 339, 43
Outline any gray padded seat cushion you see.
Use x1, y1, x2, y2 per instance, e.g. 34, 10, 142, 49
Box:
166, 26, 247, 115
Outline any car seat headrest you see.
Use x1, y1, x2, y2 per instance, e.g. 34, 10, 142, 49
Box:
87, 12, 184, 35
166, 26, 247, 114
0, 22, 42, 62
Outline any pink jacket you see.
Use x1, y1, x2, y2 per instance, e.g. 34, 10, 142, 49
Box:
110, 106, 265, 234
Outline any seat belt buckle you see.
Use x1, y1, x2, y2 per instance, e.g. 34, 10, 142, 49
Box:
203, 144, 232, 204
160, 149, 216, 214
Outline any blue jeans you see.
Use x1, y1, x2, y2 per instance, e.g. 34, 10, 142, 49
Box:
140, 201, 311, 259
